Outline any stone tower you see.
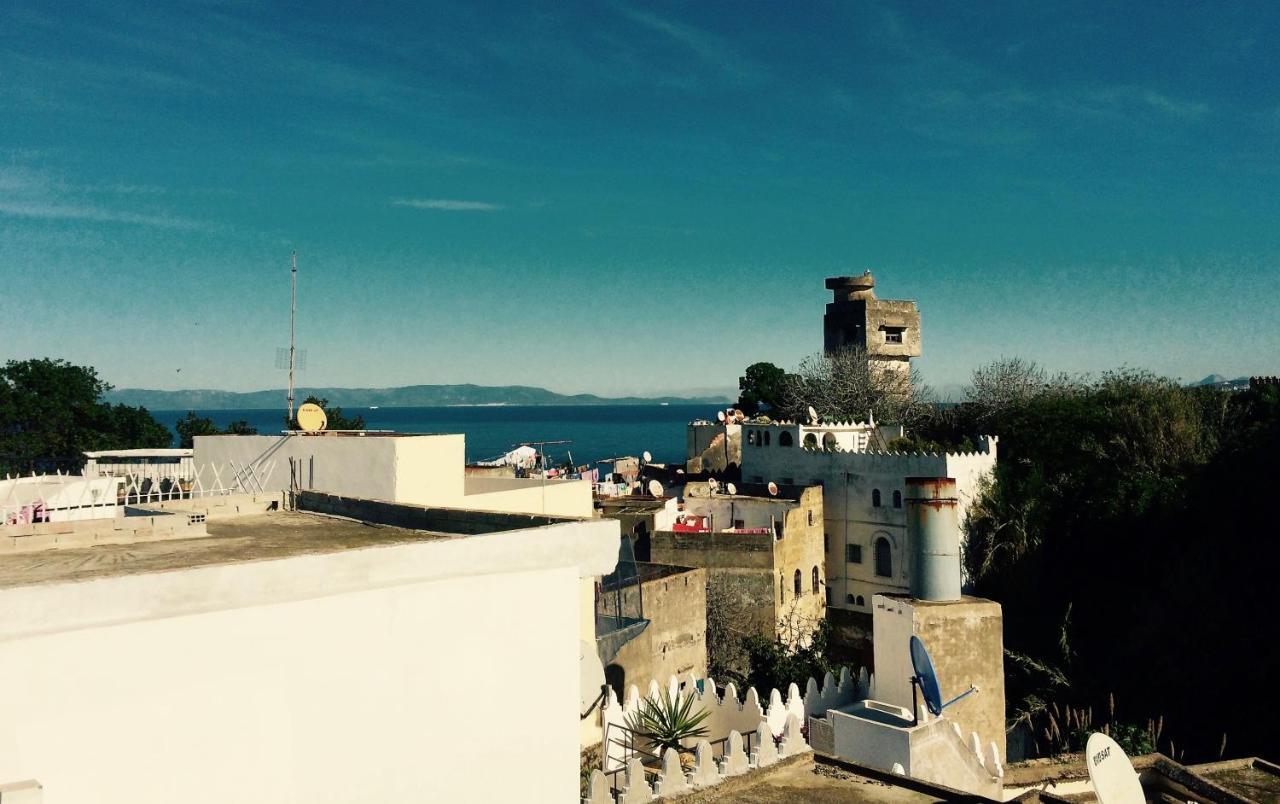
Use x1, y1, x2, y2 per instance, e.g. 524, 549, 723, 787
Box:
824, 272, 922, 376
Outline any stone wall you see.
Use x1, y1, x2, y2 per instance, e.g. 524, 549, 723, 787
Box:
608, 566, 707, 694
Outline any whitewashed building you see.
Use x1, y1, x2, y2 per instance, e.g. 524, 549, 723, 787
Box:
738, 420, 996, 618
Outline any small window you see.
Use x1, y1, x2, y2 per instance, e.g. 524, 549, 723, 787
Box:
822, 432, 837, 451
845, 544, 862, 564
747, 431, 756, 446
811, 566, 820, 594
733, 519, 744, 529
793, 569, 802, 598
826, 588, 832, 605
845, 593, 856, 605
875, 537, 892, 578
779, 431, 793, 447
808, 510, 815, 526
779, 573, 785, 603
893, 490, 902, 508
803, 433, 817, 449
872, 489, 882, 507
856, 595, 865, 606
824, 533, 829, 552
764, 431, 771, 446
883, 326, 905, 344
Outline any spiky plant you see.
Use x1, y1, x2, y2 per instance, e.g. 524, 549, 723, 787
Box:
625, 690, 711, 754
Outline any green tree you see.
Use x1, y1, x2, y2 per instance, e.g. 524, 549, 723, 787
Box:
737, 362, 788, 415
284, 396, 365, 431
175, 411, 259, 448
0, 358, 169, 474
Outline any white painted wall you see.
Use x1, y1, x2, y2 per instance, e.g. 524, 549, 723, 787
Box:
0, 518, 618, 804
740, 435, 996, 611
194, 434, 467, 507
462, 476, 593, 518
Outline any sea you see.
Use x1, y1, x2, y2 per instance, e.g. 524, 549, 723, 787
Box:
154, 404, 721, 465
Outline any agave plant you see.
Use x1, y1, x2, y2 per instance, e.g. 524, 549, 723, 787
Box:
625, 690, 711, 754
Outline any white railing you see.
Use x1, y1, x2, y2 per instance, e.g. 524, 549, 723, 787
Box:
1, 461, 277, 527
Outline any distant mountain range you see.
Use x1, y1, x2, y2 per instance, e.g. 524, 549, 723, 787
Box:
1191, 374, 1253, 391
105, 384, 733, 410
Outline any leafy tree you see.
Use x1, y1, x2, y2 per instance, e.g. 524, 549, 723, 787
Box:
776, 347, 933, 427
175, 411, 259, 448
0, 358, 169, 474
963, 366, 1275, 761
737, 362, 788, 415
284, 395, 365, 431
741, 619, 835, 698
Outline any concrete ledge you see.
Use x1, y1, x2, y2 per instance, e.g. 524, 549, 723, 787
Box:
298, 490, 582, 534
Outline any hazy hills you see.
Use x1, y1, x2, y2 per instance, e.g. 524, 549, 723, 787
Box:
105, 384, 732, 410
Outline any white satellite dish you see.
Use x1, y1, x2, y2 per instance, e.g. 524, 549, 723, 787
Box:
676, 468, 685, 474
642, 450, 652, 463
579, 640, 606, 713
708, 478, 719, 493
716, 410, 727, 423
807, 405, 819, 425
767, 481, 778, 496
648, 479, 664, 497
726, 482, 737, 495
1085, 733, 1144, 804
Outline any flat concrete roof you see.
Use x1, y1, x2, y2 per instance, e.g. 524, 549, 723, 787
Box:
676, 755, 944, 803
0, 511, 448, 590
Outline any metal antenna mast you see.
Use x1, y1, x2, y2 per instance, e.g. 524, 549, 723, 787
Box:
288, 251, 298, 422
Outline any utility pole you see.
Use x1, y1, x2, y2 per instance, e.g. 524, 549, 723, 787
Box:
288, 251, 298, 422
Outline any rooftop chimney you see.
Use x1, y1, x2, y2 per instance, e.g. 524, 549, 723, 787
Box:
905, 477, 962, 601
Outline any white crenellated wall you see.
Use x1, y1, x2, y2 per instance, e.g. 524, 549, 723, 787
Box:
739, 433, 997, 610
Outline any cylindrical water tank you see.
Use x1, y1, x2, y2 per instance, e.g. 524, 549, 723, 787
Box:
906, 477, 962, 601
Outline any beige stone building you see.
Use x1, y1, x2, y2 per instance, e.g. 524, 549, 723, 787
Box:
602, 563, 707, 694
649, 483, 825, 642
823, 271, 922, 377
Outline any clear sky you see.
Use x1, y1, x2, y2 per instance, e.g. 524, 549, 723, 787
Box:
2, 1, 1278, 398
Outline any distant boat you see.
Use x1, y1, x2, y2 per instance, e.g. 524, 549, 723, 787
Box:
369, 405, 379, 410
660, 402, 669, 406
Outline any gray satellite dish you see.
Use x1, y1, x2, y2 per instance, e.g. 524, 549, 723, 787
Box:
767, 481, 778, 496
1086, 732, 1144, 804
648, 479, 664, 497
642, 450, 652, 463
909, 635, 978, 724
807, 405, 819, 425
716, 410, 727, 423
726, 482, 737, 495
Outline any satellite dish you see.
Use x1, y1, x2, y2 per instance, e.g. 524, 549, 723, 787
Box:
642, 450, 652, 463
726, 482, 737, 495
648, 479, 664, 497
676, 468, 685, 474
296, 402, 328, 432
716, 410, 727, 423
767, 481, 779, 496
708, 478, 719, 493
909, 635, 978, 721
579, 640, 606, 713
807, 405, 819, 425
1086, 733, 1144, 804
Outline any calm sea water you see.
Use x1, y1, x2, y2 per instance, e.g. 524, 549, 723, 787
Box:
154, 404, 718, 465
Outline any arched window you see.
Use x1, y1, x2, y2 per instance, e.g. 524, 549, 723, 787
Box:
856, 595, 865, 606
811, 566, 820, 594
872, 489, 882, 507
893, 490, 902, 508
779, 431, 793, 447
803, 433, 817, 449
747, 430, 756, 446
764, 431, 771, 446
822, 432, 837, 451
875, 537, 892, 578
779, 572, 785, 603
793, 569, 802, 598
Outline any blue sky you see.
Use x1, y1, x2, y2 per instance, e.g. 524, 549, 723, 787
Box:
2, 1, 1277, 398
